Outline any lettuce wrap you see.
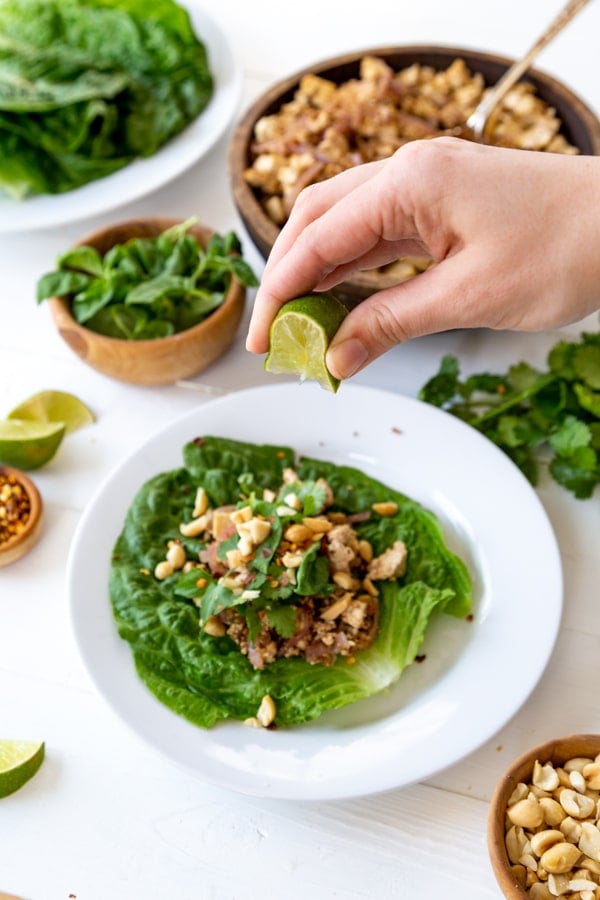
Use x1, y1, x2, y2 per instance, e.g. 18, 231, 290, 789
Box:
110, 436, 472, 728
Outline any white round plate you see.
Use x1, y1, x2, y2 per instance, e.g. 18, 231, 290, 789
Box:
0, 3, 241, 233
68, 383, 563, 800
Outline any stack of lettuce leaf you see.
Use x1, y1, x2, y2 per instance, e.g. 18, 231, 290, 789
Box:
110, 436, 472, 729
0, 0, 214, 199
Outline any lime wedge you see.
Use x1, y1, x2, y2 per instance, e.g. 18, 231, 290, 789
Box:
0, 740, 45, 798
264, 293, 348, 392
7, 390, 94, 434
0, 419, 66, 470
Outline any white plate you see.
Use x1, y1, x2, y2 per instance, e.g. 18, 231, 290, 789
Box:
68, 383, 563, 800
0, 3, 241, 233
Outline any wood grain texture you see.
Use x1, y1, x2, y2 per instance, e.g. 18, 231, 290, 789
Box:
487, 734, 600, 898
48, 218, 246, 386
0, 466, 43, 568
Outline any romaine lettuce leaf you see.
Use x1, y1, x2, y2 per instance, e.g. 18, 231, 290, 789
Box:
0, 0, 213, 197
110, 437, 473, 728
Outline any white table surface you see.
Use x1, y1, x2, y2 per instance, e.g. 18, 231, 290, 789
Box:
1, 1, 599, 898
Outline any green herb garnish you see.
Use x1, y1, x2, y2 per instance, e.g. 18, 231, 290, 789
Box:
419, 332, 600, 499
36, 219, 259, 340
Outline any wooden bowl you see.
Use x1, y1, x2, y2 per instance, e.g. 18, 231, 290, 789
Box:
0, 466, 43, 568
229, 45, 600, 307
48, 217, 247, 386
488, 733, 600, 898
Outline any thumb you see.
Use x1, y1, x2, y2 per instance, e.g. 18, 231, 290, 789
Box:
325, 255, 479, 379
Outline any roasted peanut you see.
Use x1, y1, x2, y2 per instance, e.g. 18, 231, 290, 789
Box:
166, 540, 186, 570
256, 694, 276, 727
154, 560, 174, 580
539, 841, 581, 875
530, 830, 565, 858
507, 798, 544, 829
560, 789, 597, 820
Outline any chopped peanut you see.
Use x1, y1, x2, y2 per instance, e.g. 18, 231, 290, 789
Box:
503, 754, 600, 897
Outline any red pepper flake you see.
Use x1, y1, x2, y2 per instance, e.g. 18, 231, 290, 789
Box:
276, 451, 286, 459
465, 613, 474, 622
415, 654, 426, 663
391, 426, 402, 434
196, 577, 207, 588
0, 472, 31, 545
497, 385, 506, 395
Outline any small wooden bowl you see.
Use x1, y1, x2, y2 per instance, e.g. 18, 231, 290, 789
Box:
229, 45, 600, 308
488, 733, 600, 898
0, 466, 43, 568
48, 217, 247, 386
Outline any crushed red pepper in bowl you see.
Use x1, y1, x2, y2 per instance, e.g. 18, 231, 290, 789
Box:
0, 466, 43, 568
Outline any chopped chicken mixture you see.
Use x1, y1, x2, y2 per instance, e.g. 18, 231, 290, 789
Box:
155, 467, 408, 670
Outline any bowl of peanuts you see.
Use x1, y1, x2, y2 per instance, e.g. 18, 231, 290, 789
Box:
488, 734, 600, 899
228, 45, 600, 308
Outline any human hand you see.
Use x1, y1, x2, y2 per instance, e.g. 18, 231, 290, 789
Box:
246, 137, 600, 379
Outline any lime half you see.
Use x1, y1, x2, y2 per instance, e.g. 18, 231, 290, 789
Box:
7, 390, 94, 434
0, 740, 45, 798
264, 293, 348, 392
0, 419, 66, 470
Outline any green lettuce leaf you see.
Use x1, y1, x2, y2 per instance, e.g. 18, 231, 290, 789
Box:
109, 437, 473, 728
0, 0, 213, 197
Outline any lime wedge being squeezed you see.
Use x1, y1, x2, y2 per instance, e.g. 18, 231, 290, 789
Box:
264, 292, 348, 393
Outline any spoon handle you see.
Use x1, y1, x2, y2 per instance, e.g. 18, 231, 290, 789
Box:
467, 0, 593, 136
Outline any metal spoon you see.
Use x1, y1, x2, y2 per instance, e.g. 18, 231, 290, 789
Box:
465, 0, 593, 142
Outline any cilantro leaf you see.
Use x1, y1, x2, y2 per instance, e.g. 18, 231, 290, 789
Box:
265, 605, 298, 638
549, 447, 599, 499
418, 332, 600, 499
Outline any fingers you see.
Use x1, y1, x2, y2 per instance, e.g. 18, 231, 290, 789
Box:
325, 251, 485, 379
246, 162, 387, 353
246, 156, 417, 353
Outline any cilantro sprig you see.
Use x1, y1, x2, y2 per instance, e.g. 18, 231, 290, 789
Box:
419, 332, 600, 499
173, 475, 334, 642
36, 218, 258, 340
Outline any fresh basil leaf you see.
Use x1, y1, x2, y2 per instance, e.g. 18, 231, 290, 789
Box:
134, 319, 175, 340
227, 256, 260, 287
71, 277, 115, 322
36, 269, 93, 303
85, 304, 148, 339
57, 245, 105, 277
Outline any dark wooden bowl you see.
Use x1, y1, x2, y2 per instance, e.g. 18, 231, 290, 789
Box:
48, 218, 247, 386
229, 45, 600, 307
487, 733, 600, 899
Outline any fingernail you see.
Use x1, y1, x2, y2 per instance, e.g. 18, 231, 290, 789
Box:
327, 338, 368, 379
